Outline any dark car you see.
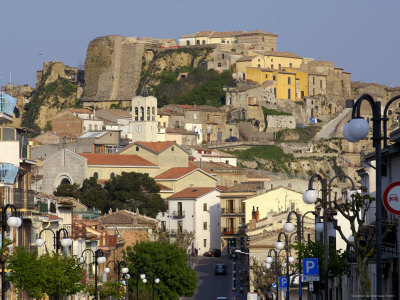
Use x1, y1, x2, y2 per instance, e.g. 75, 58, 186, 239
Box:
203, 249, 221, 257
214, 264, 227, 275
225, 136, 238, 142
203, 251, 215, 257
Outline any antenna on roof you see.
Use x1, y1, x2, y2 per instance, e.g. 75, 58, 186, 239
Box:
140, 86, 149, 97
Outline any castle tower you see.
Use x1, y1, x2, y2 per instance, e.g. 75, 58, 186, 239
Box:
130, 87, 158, 142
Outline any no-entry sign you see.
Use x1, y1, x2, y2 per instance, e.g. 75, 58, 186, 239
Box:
383, 181, 400, 215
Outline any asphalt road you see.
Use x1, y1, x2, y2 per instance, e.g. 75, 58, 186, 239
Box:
182, 255, 248, 300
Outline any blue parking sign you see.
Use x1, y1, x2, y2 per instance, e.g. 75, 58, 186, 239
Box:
279, 276, 289, 288
302, 258, 319, 276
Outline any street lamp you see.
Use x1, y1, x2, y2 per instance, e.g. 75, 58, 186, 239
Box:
1, 204, 22, 300
343, 93, 400, 297
275, 232, 295, 300
265, 249, 281, 300
304, 173, 355, 300
104, 260, 129, 282
151, 275, 160, 300
135, 270, 146, 300
81, 249, 106, 300
36, 228, 72, 253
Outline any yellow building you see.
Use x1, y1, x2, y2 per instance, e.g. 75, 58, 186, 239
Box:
119, 141, 188, 173
244, 187, 315, 223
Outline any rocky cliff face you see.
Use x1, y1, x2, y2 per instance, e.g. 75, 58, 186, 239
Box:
83, 36, 214, 101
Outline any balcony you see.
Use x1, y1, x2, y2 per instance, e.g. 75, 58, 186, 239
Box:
222, 227, 236, 235
0, 162, 18, 184
13, 189, 35, 210
221, 208, 245, 215
0, 92, 17, 122
172, 210, 185, 219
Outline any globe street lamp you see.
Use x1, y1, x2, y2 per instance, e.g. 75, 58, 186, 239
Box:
81, 249, 106, 300
36, 228, 72, 254
151, 275, 160, 300
265, 249, 282, 300
304, 173, 355, 300
135, 270, 146, 300
1, 204, 22, 300
104, 260, 129, 282
276, 232, 295, 300
283, 210, 322, 300
343, 93, 400, 297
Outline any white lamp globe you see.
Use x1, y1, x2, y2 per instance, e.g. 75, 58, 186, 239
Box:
275, 241, 284, 250
303, 189, 318, 204
125, 274, 130, 279
155, 278, 160, 284
16, 217, 22, 227
265, 263, 271, 269
315, 222, 324, 233
347, 190, 358, 202
347, 118, 369, 141
283, 262, 287, 268
343, 121, 358, 142
36, 238, 45, 247
288, 256, 295, 263
104, 267, 111, 274
266, 256, 273, 264
97, 256, 106, 264
7, 216, 18, 228
283, 222, 295, 233
140, 273, 146, 280
122, 267, 129, 274
142, 278, 147, 284
348, 235, 355, 243
61, 238, 71, 247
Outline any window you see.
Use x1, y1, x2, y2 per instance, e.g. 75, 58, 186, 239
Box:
274, 88, 277, 98
136, 146, 139, 151
221, 40, 225, 43
196, 40, 200, 45
178, 202, 183, 216
265, 74, 268, 79
218, 63, 222, 67
204, 239, 207, 248
222, 54, 225, 59
110, 172, 115, 179
147, 107, 150, 121
289, 63, 292, 68
279, 64, 281, 70
313, 77, 315, 85
140, 107, 144, 121
163, 122, 166, 127
320, 80, 323, 88
203, 203, 207, 211
258, 64, 261, 68
234, 181, 238, 186
93, 172, 98, 179
186, 41, 190, 46
288, 88, 291, 99
161, 221, 166, 231
271, 64, 274, 69
258, 59, 260, 62
203, 222, 207, 230
273, 75, 276, 80
225, 160, 229, 164
271, 48, 274, 51
313, 88, 315, 96
135, 107, 138, 121
178, 221, 183, 233
288, 77, 291, 85
202, 40, 205, 45
262, 37, 265, 42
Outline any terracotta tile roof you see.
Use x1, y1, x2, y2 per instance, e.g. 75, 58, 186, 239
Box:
217, 185, 229, 191
168, 187, 216, 199
154, 166, 197, 180
78, 153, 157, 167
158, 109, 185, 116
223, 182, 264, 193
67, 108, 93, 114
253, 50, 302, 59
95, 210, 158, 226
210, 31, 245, 38
135, 141, 175, 153
194, 30, 215, 37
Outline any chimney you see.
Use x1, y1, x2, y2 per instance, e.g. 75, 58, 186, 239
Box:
256, 207, 259, 222
270, 184, 273, 190
252, 206, 256, 220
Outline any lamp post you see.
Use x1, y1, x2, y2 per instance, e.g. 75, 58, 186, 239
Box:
104, 260, 129, 282
151, 275, 160, 300
136, 270, 146, 300
81, 249, 106, 300
343, 93, 400, 296
265, 249, 281, 300
275, 232, 296, 300
1, 204, 22, 300
283, 210, 323, 300
303, 174, 355, 300
36, 228, 73, 300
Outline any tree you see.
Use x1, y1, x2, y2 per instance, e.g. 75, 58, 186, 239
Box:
85, 281, 126, 299
7, 248, 85, 298
249, 256, 275, 299
79, 177, 108, 211
124, 241, 197, 300
105, 172, 167, 217
54, 182, 80, 198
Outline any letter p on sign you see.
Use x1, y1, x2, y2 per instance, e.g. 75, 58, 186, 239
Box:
302, 258, 319, 276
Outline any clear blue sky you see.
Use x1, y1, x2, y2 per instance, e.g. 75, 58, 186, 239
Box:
1, 0, 399, 89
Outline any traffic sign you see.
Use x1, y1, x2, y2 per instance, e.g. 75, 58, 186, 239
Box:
302, 258, 319, 282
279, 276, 289, 291
383, 181, 400, 215
272, 283, 277, 290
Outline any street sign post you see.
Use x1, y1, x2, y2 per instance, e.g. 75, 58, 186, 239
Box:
383, 181, 400, 216
302, 258, 319, 282
279, 276, 289, 291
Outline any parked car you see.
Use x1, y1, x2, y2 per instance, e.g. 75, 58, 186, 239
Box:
214, 264, 227, 275
203, 249, 221, 257
203, 251, 215, 257
225, 136, 238, 142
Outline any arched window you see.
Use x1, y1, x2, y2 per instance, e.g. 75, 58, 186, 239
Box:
147, 107, 150, 121
273, 75, 276, 80
140, 107, 144, 121
289, 63, 292, 68
135, 107, 138, 121
110, 172, 115, 179
288, 88, 291, 99
93, 172, 98, 179
288, 77, 291, 85
60, 178, 71, 185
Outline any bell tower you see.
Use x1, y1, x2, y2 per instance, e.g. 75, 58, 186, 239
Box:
130, 87, 158, 142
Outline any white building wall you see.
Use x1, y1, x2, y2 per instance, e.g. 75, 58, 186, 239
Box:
0, 141, 20, 166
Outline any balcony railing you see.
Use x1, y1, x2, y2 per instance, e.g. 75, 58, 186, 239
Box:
221, 208, 245, 215
222, 227, 236, 235
172, 210, 185, 219
13, 189, 35, 210
0, 162, 18, 184
0, 92, 17, 120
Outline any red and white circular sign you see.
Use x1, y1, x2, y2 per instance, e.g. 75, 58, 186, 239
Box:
383, 181, 400, 215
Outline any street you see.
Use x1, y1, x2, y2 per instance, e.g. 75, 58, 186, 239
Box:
182, 254, 248, 300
